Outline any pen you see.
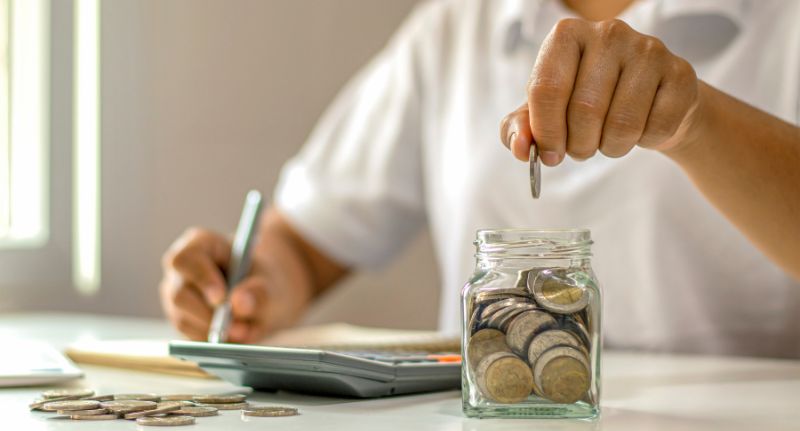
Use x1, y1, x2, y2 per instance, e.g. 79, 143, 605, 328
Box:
207, 190, 264, 343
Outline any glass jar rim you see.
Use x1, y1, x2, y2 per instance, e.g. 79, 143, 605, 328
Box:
475, 228, 592, 261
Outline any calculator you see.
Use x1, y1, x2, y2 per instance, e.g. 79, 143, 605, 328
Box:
169, 341, 461, 398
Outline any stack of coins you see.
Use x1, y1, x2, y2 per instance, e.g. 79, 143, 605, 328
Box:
466, 268, 594, 405
30, 389, 299, 426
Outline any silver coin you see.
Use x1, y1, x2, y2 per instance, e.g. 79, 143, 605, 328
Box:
159, 394, 197, 401
527, 329, 585, 369
83, 394, 115, 402
70, 414, 120, 420
489, 303, 539, 332
157, 401, 195, 408
58, 408, 109, 416
41, 400, 101, 411
114, 393, 160, 402
532, 345, 591, 404
42, 389, 95, 399
505, 310, 557, 357
530, 143, 541, 199
529, 269, 589, 314
100, 400, 158, 413
242, 406, 299, 417
136, 415, 196, 426
30, 395, 82, 410
124, 403, 182, 419
480, 298, 530, 321
466, 328, 511, 370
169, 406, 219, 417
195, 402, 249, 410
192, 394, 246, 404
561, 316, 592, 349
474, 351, 533, 404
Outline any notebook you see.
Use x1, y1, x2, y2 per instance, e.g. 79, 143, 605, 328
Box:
65, 323, 460, 377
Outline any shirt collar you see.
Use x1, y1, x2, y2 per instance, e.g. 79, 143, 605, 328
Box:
501, 0, 748, 54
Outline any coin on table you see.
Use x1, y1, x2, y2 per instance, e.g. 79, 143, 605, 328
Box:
533, 346, 590, 404
124, 403, 182, 419
527, 329, 586, 368
83, 394, 115, 402
100, 400, 158, 413
30, 395, 82, 410
466, 328, 511, 369
41, 400, 101, 411
195, 402, 249, 410
136, 415, 196, 427
157, 401, 195, 408
529, 269, 589, 314
530, 143, 541, 199
159, 394, 197, 402
69, 414, 120, 420
242, 406, 299, 417
192, 394, 246, 404
58, 408, 109, 416
475, 351, 533, 404
42, 388, 95, 399
169, 406, 219, 417
114, 393, 160, 402
505, 310, 557, 357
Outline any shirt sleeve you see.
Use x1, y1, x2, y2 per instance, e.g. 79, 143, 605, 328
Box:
274, 4, 435, 268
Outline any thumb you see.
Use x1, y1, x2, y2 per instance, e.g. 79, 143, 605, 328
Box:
230, 276, 268, 320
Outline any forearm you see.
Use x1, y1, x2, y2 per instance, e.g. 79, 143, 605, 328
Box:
664, 81, 800, 279
259, 208, 350, 299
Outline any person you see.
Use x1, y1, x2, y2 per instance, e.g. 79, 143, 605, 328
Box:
159, 0, 800, 358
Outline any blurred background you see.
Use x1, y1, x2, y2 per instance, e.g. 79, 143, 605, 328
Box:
0, 0, 442, 330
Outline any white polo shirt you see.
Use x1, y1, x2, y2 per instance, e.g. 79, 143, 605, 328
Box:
275, 0, 800, 358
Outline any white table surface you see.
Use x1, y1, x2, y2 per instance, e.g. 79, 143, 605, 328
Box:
1, 312, 798, 430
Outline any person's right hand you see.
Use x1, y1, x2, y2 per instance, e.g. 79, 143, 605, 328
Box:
159, 227, 311, 343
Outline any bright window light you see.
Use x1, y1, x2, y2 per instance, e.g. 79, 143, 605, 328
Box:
0, 0, 9, 238
0, 0, 49, 248
73, 0, 100, 294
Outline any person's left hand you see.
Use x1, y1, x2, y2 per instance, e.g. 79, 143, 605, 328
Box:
500, 18, 701, 165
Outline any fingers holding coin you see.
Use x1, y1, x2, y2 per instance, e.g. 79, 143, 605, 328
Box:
501, 18, 699, 166
499, 104, 536, 162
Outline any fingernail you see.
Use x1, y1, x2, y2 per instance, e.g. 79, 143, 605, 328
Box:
206, 286, 225, 306
508, 131, 517, 148
540, 151, 561, 166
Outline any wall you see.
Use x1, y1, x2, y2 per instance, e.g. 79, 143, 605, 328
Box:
3, 0, 442, 331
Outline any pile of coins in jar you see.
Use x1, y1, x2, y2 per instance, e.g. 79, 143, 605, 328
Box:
29, 389, 299, 426
465, 267, 594, 405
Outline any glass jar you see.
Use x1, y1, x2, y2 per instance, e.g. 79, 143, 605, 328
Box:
461, 229, 601, 419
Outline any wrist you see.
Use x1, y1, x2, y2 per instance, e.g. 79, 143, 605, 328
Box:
660, 81, 716, 163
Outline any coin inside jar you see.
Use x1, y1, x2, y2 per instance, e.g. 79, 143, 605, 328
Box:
505, 310, 557, 356
466, 328, 511, 369
533, 346, 590, 404
529, 269, 589, 314
489, 302, 539, 332
475, 351, 533, 404
527, 329, 586, 368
